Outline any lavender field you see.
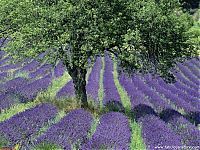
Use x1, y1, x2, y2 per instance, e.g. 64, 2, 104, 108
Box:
0, 49, 199, 150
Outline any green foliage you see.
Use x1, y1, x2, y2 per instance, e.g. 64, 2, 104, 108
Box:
130, 120, 146, 150
44, 72, 71, 98
0, 135, 9, 148
113, 59, 131, 113
118, 0, 197, 80
0, 102, 38, 122
33, 141, 62, 150
0, 0, 197, 104
98, 57, 105, 111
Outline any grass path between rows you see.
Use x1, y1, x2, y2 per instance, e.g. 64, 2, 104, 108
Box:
98, 57, 105, 110
113, 60, 146, 150
0, 72, 71, 122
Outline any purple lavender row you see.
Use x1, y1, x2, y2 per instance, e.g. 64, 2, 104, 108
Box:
183, 61, 200, 79
172, 71, 199, 90
103, 55, 120, 105
29, 63, 52, 79
176, 63, 199, 86
0, 72, 8, 81
0, 62, 22, 72
131, 75, 171, 112
56, 80, 75, 99
139, 114, 182, 150
0, 103, 58, 147
82, 112, 131, 150
0, 50, 5, 60
86, 57, 102, 102
54, 61, 65, 78
156, 77, 200, 110
20, 60, 41, 72
0, 57, 10, 66
1, 77, 29, 93
144, 76, 198, 113
173, 80, 199, 98
190, 58, 200, 68
17, 74, 52, 102
161, 109, 200, 146
0, 93, 19, 110
35, 109, 93, 150
119, 73, 153, 109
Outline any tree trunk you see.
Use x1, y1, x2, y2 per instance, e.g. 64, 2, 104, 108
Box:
69, 67, 88, 108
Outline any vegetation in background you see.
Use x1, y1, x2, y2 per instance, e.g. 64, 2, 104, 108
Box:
0, 0, 198, 108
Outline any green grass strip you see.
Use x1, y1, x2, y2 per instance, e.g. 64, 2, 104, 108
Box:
45, 72, 71, 98
98, 57, 105, 110
33, 110, 66, 140
0, 102, 38, 122
112, 59, 146, 150
113, 60, 131, 112
87, 117, 100, 138
130, 120, 146, 150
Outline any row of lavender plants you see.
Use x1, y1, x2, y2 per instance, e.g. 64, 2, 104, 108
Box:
118, 57, 200, 149
0, 50, 66, 110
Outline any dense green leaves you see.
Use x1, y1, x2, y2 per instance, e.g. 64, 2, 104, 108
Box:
0, 0, 198, 105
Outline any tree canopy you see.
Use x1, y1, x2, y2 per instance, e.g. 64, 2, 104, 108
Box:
0, 0, 197, 107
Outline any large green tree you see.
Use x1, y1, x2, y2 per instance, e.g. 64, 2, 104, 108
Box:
0, 0, 197, 107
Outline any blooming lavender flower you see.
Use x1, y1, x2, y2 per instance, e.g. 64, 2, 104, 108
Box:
184, 61, 200, 79
81, 112, 131, 150
172, 71, 199, 90
160, 109, 200, 146
118, 73, 153, 109
0, 103, 58, 147
0, 93, 19, 110
131, 75, 171, 112
35, 109, 93, 150
0, 57, 10, 66
17, 74, 52, 102
56, 80, 75, 99
176, 63, 199, 86
138, 114, 182, 150
156, 78, 200, 110
0, 62, 22, 72
29, 63, 52, 79
173, 81, 199, 98
144, 77, 198, 113
20, 60, 41, 72
103, 55, 120, 105
0, 50, 5, 59
0, 72, 8, 81
2, 77, 29, 93
190, 58, 200, 68
86, 57, 102, 102
54, 61, 65, 78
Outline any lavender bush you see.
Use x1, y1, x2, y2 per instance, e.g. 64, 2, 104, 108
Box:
54, 61, 65, 78
176, 63, 199, 86
160, 109, 200, 146
0, 93, 19, 110
17, 74, 52, 102
139, 114, 182, 150
0, 103, 58, 147
131, 75, 172, 112
29, 64, 52, 78
86, 57, 102, 102
81, 112, 131, 150
56, 80, 75, 99
103, 55, 120, 105
144, 76, 198, 112
2, 77, 29, 94
35, 109, 93, 150
20, 60, 41, 72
